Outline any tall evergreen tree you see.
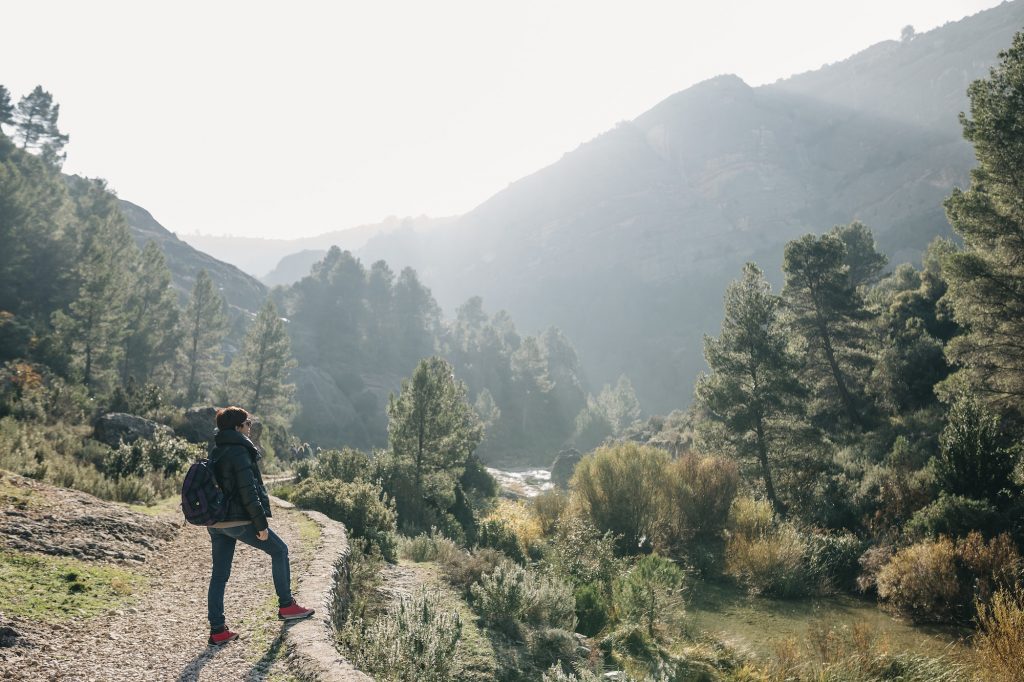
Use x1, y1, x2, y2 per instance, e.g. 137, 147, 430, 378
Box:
229, 300, 297, 419
942, 32, 1024, 412
387, 357, 483, 526
51, 180, 136, 394
831, 221, 888, 290
782, 232, 875, 429
0, 85, 13, 130
696, 263, 803, 515
121, 242, 181, 387
180, 269, 227, 405
13, 86, 69, 166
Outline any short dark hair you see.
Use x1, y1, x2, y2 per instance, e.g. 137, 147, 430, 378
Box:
216, 406, 249, 431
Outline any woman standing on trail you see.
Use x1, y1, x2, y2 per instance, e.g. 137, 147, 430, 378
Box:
206, 406, 315, 646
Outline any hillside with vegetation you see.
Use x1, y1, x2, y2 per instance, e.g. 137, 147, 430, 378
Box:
5, 15, 1024, 682
352, 0, 1024, 416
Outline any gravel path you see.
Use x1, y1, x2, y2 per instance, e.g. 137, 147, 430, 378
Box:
0, 497, 318, 682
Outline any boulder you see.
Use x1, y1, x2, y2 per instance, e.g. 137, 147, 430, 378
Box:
551, 448, 583, 489
176, 406, 218, 444
93, 413, 174, 448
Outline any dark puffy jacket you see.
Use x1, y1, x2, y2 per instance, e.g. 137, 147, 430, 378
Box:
210, 429, 271, 531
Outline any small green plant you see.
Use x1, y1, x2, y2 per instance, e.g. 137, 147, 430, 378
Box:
612, 555, 685, 638
470, 560, 577, 636
341, 588, 463, 682
291, 477, 398, 561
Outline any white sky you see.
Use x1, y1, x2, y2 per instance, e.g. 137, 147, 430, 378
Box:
0, 0, 1004, 239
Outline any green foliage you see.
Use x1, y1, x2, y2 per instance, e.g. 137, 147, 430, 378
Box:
573, 583, 609, 637
470, 560, 577, 636
340, 588, 463, 682
905, 494, 1000, 541
571, 443, 669, 555
612, 555, 686, 637
102, 433, 200, 480
804, 531, 865, 592
475, 518, 526, 564
782, 227, 877, 430
180, 269, 227, 406
934, 394, 1020, 506
229, 299, 296, 421
547, 513, 621, 589
308, 447, 372, 483
11, 86, 69, 166
120, 242, 181, 389
660, 453, 738, 552
290, 477, 397, 561
696, 263, 803, 516
386, 356, 482, 533
943, 32, 1024, 411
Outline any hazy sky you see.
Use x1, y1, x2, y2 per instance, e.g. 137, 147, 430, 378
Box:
0, 0, 1004, 239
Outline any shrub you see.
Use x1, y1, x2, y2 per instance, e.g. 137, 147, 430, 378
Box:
877, 533, 1022, 624
905, 494, 1000, 541
291, 478, 397, 561
805, 531, 865, 592
399, 531, 460, 564
439, 547, 505, 596
341, 588, 462, 682
476, 518, 526, 564
876, 537, 959, 623
661, 453, 738, 546
532, 488, 568, 537
573, 583, 609, 637
571, 443, 669, 555
470, 560, 577, 636
974, 586, 1024, 682
548, 512, 621, 589
727, 497, 774, 539
726, 523, 809, 598
612, 555, 686, 638
101, 434, 200, 480
311, 447, 371, 483
528, 628, 577, 669
934, 394, 1020, 506
484, 499, 543, 558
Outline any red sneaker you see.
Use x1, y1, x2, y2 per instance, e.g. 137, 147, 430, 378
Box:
208, 627, 239, 646
278, 599, 315, 621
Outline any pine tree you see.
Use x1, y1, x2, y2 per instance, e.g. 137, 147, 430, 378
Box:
696, 263, 803, 515
51, 180, 136, 394
13, 86, 69, 166
0, 85, 13, 130
229, 300, 297, 419
943, 32, 1024, 412
387, 357, 483, 526
782, 232, 875, 429
121, 242, 181, 387
180, 269, 227, 405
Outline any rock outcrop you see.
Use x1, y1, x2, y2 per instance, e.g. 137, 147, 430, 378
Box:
93, 412, 174, 448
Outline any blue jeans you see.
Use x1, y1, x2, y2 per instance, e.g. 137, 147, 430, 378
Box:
207, 524, 292, 630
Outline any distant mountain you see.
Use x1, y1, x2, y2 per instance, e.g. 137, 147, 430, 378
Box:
119, 200, 266, 314
182, 215, 454, 281
354, 1, 1024, 415
262, 249, 327, 288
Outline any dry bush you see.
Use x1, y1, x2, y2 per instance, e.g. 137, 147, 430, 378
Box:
876, 537, 959, 623
728, 496, 775, 539
485, 498, 543, 557
661, 453, 738, 546
532, 488, 568, 537
725, 523, 809, 598
974, 586, 1024, 682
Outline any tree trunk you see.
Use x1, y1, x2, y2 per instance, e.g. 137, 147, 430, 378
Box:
754, 416, 786, 518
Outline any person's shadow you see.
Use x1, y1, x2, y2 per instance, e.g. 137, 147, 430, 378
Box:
175, 622, 289, 682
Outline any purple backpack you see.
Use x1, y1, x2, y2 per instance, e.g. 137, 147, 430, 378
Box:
181, 456, 228, 526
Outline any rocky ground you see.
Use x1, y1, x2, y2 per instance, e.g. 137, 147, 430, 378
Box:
0, 471, 320, 682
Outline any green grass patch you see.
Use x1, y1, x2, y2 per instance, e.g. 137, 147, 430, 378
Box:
0, 471, 37, 509
0, 550, 144, 621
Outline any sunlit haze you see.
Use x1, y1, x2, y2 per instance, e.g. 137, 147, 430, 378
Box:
0, 0, 1003, 239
